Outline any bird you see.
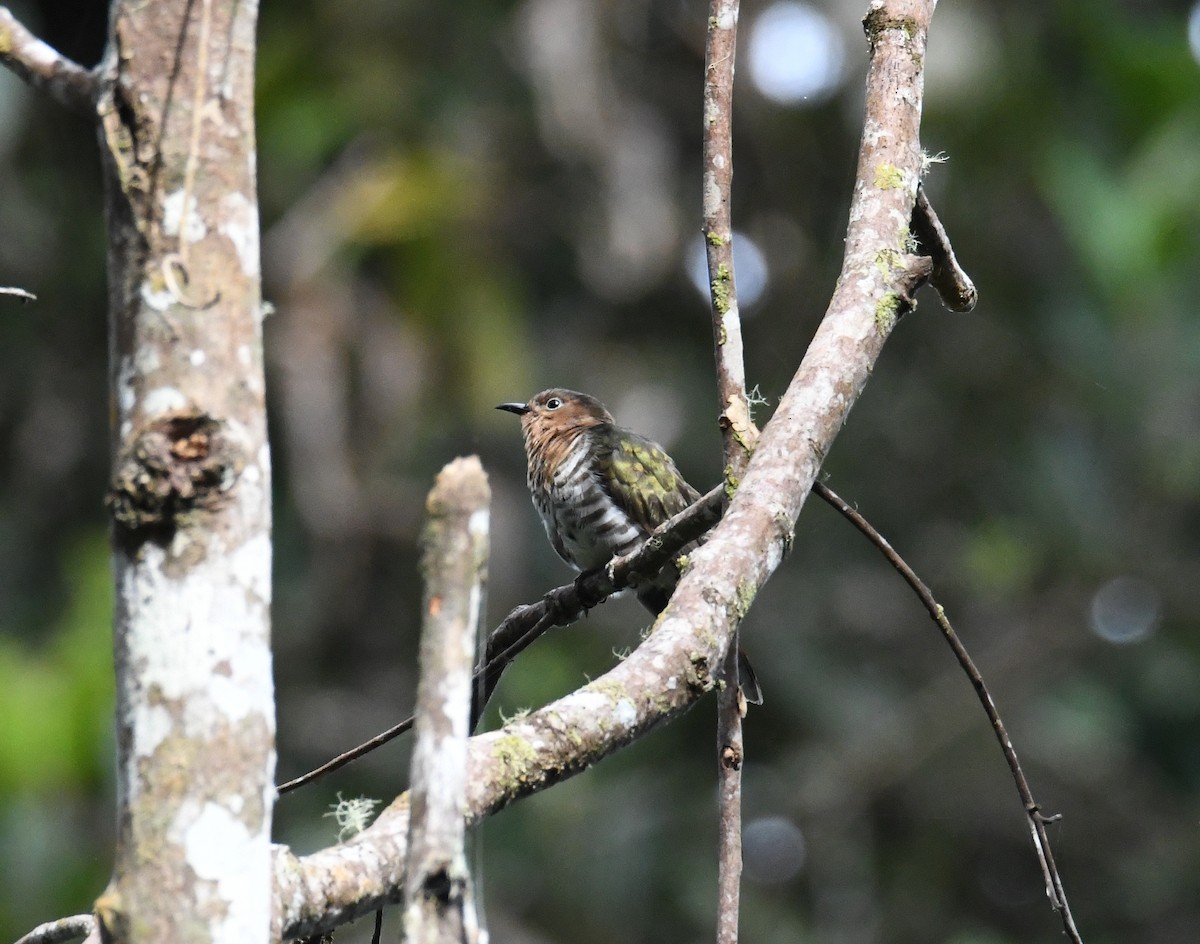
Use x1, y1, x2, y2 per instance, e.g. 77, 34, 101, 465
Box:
497, 387, 761, 704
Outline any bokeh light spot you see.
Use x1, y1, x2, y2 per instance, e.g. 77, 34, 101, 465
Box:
743, 816, 806, 884
1089, 576, 1161, 645
747, 2, 846, 106
687, 232, 769, 310
1189, 2, 1200, 65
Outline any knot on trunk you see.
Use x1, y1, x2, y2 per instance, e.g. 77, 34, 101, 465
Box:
107, 412, 238, 544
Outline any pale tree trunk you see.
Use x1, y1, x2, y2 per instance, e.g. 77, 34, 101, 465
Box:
93, 2, 275, 943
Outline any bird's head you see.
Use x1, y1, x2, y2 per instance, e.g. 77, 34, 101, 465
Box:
496, 388, 614, 444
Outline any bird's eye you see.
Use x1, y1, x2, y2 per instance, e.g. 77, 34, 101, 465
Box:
545, 397, 563, 410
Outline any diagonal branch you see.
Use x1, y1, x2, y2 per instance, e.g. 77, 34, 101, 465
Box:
0, 7, 96, 115
0, 286, 37, 302
657, 0, 936, 706
273, 3, 942, 939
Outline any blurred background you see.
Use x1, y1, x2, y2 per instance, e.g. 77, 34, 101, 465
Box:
2, 0, 1199, 942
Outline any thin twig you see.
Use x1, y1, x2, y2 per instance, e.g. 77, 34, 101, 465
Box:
702, 0, 754, 461
0, 286, 37, 303
0, 7, 96, 115
812, 480, 1084, 944
911, 184, 977, 312
13, 914, 96, 944
276, 484, 729, 795
703, 0, 751, 940
715, 642, 745, 944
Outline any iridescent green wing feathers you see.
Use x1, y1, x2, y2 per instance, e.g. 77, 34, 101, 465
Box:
595, 426, 700, 532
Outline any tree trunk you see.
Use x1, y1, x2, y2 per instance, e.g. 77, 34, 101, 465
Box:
93, 2, 275, 942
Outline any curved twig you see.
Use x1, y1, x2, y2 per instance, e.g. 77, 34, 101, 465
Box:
813, 480, 1083, 944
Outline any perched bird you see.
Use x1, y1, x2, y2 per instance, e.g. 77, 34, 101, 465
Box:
497, 388, 761, 704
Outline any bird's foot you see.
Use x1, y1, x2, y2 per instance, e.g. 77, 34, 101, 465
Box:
573, 569, 607, 613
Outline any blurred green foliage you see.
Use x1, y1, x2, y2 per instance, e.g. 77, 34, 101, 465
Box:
2, 0, 1200, 942
0, 533, 112, 794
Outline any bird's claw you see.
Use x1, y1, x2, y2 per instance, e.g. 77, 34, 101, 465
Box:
573, 570, 604, 613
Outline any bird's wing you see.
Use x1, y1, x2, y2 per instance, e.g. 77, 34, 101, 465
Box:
596, 429, 701, 532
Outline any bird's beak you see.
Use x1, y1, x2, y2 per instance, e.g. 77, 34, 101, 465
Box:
496, 402, 530, 415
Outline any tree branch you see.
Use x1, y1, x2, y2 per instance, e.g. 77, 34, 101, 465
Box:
12, 915, 96, 944
715, 636, 745, 944
703, 0, 755, 469
702, 0, 752, 940
0, 286, 37, 303
0, 7, 95, 115
402, 458, 488, 944
812, 481, 1084, 944
273, 3, 940, 938
657, 0, 936, 722
911, 183, 977, 312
